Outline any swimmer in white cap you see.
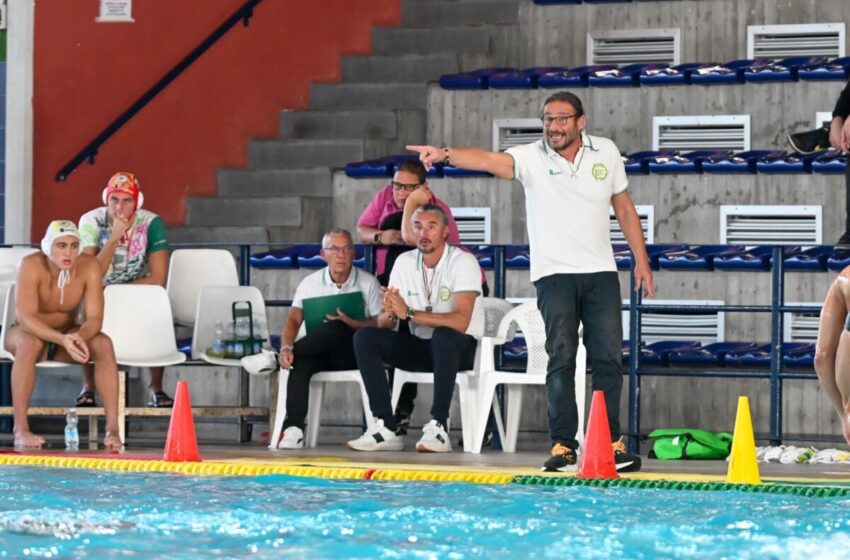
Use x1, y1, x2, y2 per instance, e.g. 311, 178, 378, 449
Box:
6, 220, 122, 449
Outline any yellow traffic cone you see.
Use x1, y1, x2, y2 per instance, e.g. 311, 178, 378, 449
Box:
726, 395, 762, 485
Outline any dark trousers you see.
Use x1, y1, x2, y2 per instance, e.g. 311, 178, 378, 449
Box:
353, 326, 477, 430
534, 271, 623, 450
845, 166, 850, 236
283, 320, 357, 431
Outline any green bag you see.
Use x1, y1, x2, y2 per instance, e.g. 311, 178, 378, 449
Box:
647, 428, 733, 460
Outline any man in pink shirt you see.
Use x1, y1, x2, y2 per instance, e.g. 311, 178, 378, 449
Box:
357, 160, 460, 285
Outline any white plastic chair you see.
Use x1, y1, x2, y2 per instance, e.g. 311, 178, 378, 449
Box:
269, 368, 374, 449
191, 285, 271, 441
166, 249, 239, 327
472, 300, 586, 454
389, 296, 515, 452
0, 247, 38, 324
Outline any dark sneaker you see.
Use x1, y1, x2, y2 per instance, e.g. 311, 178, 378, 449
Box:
787, 126, 829, 154
541, 443, 578, 472
838, 231, 850, 246
394, 410, 411, 436
613, 437, 642, 473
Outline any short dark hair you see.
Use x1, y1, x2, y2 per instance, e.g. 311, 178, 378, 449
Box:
414, 203, 449, 226
396, 159, 427, 184
541, 91, 584, 118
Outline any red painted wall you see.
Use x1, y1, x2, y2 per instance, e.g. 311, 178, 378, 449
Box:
32, 0, 399, 239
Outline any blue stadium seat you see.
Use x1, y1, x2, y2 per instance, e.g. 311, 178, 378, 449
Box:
647, 150, 719, 174
812, 149, 847, 174
614, 244, 687, 270
503, 336, 528, 364
639, 62, 704, 85
658, 245, 744, 270
538, 65, 617, 88
385, 154, 444, 177
724, 342, 812, 367
442, 166, 493, 177
177, 337, 193, 358
344, 157, 394, 178
701, 150, 775, 174
668, 342, 760, 367
743, 56, 824, 82
250, 247, 300, 269
533, 0, 581, 4
782, 344, 816, 367
784, 246, 833, 271
588, 63, 658, 87
296, 244, 327, 268
489, 67, 566, 89
439, 67, 514, 90
827, 247, 850, 270
623, 150, 675, 174
755, 151, 815, 174
690, 59, 756, 85
798, 56, 850, 81
622, 340, 701, 366
713, 245, 780, 271
467, 245, 496, 269
505, 245, 530, 268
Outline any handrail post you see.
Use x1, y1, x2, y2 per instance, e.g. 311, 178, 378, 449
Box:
494, 245, 506, 299
239, 244, 251, 286
627, 253, 641, 453
364, 244, 375, 275
769, 245, 785, 446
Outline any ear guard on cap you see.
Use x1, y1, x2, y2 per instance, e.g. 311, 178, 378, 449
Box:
102, 172, 143, 209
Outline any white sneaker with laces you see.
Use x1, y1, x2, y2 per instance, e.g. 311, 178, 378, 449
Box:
241, 349, 279, 375
416, 419, 452, 453
278, 426, 305, 450
347, 419, 404, 451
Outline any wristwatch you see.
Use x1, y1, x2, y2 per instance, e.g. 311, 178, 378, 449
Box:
373, 231, 382, 244
406, 306, 416, 320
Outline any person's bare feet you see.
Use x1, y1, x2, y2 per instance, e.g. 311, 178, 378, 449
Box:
103, 431, 123, 451
13, 430, 45, 449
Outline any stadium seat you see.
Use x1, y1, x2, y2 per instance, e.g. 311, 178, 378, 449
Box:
812, 149, 847, 174
622, 340, 701, 366
588, 63, 658, 87
538, 65, 616, 88
783, 344, 816, 367
647, 150, 720, 174
827, 247, 850, 270
344, 157, 394, 178
489, 67, 566, 89
658, 245, 744, 270
667, 342, 760, 367
639, 62, 705, 86
623, 150, 674, 174
690, 59, 756, 85
798, 56, 850, 81
249, 247, 300, 269
701, 150, 775, 174
743, 56, 824, 82
439, 67, 514, 90
784, 246, 833, 271
714, 246, 800, 271
724, 342, 812, 367
468, 245, 496, 269
755, 151, 816, 174
505, 245, 530, 268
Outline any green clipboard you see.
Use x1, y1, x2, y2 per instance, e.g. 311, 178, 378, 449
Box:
301, 292, 366, 334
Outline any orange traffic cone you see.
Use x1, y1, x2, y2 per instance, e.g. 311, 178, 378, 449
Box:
577, 390, 619, 479
163, 380, 201, 462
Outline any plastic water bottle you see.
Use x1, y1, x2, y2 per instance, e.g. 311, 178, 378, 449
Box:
64, 408, 79, 451
211, 321, 226, 357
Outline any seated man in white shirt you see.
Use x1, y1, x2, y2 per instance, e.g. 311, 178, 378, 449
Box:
274, 228, 382, 449
347, 204, 482, 453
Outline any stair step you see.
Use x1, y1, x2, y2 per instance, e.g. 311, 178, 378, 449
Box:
342, 53, 458, 83
310, 82, 427, 111
168, 226, 270, 245
185, 196, 302, 227
247, 139, 363, 168
218, 168, 333, 198
372, 26, 492, 56
401, 0, 519, 28
279, 110, 397, 140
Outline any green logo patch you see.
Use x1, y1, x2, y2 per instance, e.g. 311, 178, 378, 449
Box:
592, 163, 608, 181
439, 286, 452, 302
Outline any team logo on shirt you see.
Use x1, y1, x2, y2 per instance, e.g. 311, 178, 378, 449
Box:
439, 286, 452, 301
592, 163, 608, 181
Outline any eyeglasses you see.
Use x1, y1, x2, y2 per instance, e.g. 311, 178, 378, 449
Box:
323, 245, 354, 255
391, 181, 421, 192
542, 114, 578, 126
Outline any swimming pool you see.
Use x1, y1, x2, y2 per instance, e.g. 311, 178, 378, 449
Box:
1, 466, 849, 559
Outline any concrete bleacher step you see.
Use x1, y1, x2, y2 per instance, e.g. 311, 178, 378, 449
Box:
217, 168, 333, 198
371, 26, 492, 56
168, 226, 271, 245
401, 0, 520, 28
310, 82, 427, 111
185, 196, 302, 227
342, 53, 458, 83
247, 139, 363, 168
279, 110, 401, 140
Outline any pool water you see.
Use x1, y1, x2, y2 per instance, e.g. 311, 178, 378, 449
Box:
1, 466, 850, 559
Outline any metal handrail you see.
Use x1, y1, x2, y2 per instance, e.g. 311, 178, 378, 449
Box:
55, 0, 263, 182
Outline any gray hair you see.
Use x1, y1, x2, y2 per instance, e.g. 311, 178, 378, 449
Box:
413, 203, 449, 226
321, 228, 354, 249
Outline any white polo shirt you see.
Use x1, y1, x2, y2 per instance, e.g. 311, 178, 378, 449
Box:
506, 132, 628, 282
389, 245, 483, 340
291, 266, 382, 340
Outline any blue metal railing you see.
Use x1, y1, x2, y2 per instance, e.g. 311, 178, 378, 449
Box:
55, 0, 263, 182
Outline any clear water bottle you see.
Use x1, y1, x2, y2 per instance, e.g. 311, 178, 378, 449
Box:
211, 320, 226, 357
65, 408, 79, 451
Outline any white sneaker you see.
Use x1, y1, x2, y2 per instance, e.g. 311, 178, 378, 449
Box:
241, 349, 279, 375
277, 426, 304, 450
346, 419, 404, 451
416, 419, 452, 453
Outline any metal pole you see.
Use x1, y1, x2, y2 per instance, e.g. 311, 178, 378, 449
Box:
769, 245, 785, 445
627, 255, 641, 453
